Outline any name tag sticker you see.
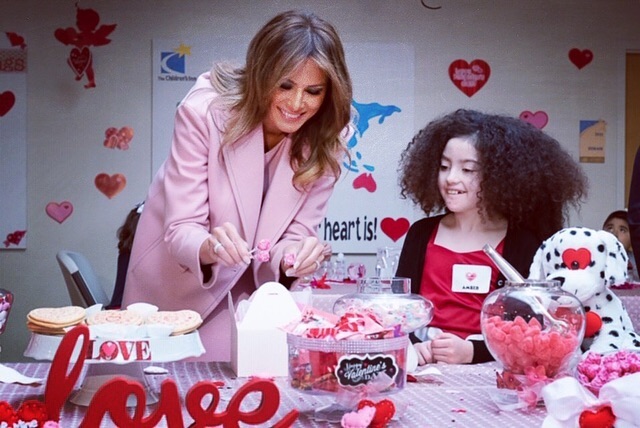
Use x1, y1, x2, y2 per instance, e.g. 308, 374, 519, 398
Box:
451, 264, 491, 293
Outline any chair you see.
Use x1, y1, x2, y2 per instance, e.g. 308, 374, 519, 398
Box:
56, 250, 110, 308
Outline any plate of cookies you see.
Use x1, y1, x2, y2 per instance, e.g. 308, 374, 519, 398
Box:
24, 304, 205, 363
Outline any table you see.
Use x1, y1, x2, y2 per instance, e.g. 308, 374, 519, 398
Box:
0, 361, 546, 427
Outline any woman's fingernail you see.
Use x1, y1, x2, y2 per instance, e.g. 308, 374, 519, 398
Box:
285, 269, 294, 276
293, 262, 300, 270
243, 256, 251, 264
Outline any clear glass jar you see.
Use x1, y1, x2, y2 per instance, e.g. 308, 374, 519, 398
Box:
332, 277, 433, 334
481, 280, 585, 378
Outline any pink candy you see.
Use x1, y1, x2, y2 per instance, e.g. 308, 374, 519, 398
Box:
251, 239, 271, 263
576, 350, 640, 394
482, 315, 580, 377
257, 239, 271, 251
284, 253, 296, 266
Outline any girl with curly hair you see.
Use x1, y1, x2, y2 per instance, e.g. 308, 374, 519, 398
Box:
396, 109, 587, 365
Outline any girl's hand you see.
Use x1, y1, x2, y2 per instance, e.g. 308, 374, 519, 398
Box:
414, 341, 434, 366
281, 236, 325, 277
430, 332, 474, 364
199, 222, 251, 266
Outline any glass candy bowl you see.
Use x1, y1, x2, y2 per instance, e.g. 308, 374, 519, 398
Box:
332, 277, 434, 335
481, 280, 585, 379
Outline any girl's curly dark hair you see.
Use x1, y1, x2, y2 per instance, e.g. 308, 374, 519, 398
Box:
398, 109, 588, 241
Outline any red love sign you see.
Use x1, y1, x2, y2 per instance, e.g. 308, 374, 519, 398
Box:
448, 59, 491, 97
68, 47, 92, 78
569, 48, 593, 70
0, 91, 16, 117
95, 173, 127, 199
39, 325, 299, 427
380, 217, 410, 242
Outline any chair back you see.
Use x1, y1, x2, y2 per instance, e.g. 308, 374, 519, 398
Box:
56, 250, 110, 307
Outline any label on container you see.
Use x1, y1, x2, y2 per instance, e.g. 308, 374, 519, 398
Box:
335, 353, 398, 387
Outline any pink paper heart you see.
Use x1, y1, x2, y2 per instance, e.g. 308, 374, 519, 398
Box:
341, 405, 375, 428
519, 110, 548, 129
45, 201, 74, 224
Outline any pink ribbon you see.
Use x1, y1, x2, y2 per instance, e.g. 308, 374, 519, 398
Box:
541, 372, 640, 427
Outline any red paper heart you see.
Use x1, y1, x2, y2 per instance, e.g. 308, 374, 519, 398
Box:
562, 248, 591, 270
569, 48, 593, 70
68, 46, 92, 77
46, 201, 74, 224
380, 217, 410, 242
519, 110, 548, 129
448, 59, 491, 97
95, 173, 127, 199
353, 172, 377, 193
0, 91, 16, 117
584, 311, 603, 338
357, 399, 395, 428
579, 406, 615, 428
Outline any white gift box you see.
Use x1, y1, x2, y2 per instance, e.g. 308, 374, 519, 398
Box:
229, 281, 301, 377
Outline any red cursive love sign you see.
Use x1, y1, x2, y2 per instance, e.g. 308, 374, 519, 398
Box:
42, 325, 299, 427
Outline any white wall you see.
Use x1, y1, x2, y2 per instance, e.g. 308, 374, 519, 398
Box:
0, 0, 638, 362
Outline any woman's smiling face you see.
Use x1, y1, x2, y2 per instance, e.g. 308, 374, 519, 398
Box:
262, 58, 327, 150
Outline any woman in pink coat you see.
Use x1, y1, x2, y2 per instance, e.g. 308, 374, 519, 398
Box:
123, 10, 353, 361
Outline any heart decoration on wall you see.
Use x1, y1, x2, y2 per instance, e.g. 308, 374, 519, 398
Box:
352, 173, 377, 193
519, 110, 549, 129
568, 48, 593, 70
380, 217, 410, 242
68, 47, 92, 78
46, 201, 74, 224
0, 91, 16, 117
448, 59, 491, 97
95, 173, 127, 199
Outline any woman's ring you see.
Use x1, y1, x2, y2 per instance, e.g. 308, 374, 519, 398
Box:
313, 260, 321, 271
213, 242, 223, 254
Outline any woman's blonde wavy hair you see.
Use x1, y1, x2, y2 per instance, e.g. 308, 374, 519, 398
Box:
209, 10, 353, 189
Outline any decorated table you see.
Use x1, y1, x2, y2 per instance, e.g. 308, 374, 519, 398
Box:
0, 361, 546, 427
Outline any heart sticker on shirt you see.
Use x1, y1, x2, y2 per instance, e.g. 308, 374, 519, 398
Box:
466, 272, 477, 281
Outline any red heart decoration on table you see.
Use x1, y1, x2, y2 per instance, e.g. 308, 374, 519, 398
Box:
569, 48, 593, 70
584, 311, 603, 338
579, 406, 615, 428
448, 59, 491, 97
46, 201, 74, 224
0, 91, 16, 117
357, 399, 395, 428
466, 272, 477, 281
562, 248, 591, 270
519, 110, 549, 129
0, 400, 49, 427
353, 172, 377, 193
380, 217, 410, 242
68, 46, 92, 78
95, 173, 127, 199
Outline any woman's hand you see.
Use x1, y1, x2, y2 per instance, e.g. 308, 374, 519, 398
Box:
430, 332, 474, 364
414, 341, 434, 366
199, 222, 251, 266
281, 236, 326, 277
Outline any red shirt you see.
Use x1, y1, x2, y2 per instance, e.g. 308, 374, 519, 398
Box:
419, 225, 504, 338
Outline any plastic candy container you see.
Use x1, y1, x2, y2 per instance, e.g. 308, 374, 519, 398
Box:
0, 288, 14, 335
481, 280, 585, 379
287, 334, 407, 395
333, 277, 433, 334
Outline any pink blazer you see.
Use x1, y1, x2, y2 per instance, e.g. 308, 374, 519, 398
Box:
122, 73, 337, 361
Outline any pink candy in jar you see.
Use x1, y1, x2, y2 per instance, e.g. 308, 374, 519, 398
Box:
0, 288, 14, 335
481, 280, 585, 378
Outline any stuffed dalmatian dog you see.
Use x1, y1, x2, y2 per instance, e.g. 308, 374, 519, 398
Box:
528, 226, 640, 355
